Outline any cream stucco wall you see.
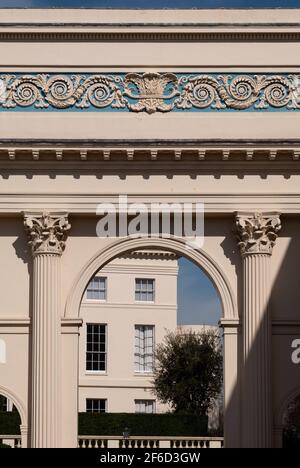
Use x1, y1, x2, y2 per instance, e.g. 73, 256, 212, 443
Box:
0, 8, 299, 448
78, 252, 178, 414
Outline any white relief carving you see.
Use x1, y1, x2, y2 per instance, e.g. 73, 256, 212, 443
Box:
0, 73, 299, 114
235, 212, 281, 256
24, 212, 71, 256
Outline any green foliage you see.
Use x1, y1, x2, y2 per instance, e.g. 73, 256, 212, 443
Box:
0, 412, 21, 435
153, 329, 223, 416
0, 443, 11, 449
78, 412, 207, 436
283, 394, 300, 448
283, 429, 300, 448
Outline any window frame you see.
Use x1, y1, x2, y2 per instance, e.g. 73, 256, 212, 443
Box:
135, 278, 155, 303
86, 398, 107, 413
86, 323, 107, 374
86, 276, 107, 302
135, 399, 156, 414
134, 324, 155, 374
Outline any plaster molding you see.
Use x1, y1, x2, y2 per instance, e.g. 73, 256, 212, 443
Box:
23, 212, 71, 256
1, 72, 300, 113
99, 265, 179, 276
235, 212, 281, 256
0, 385, 27, 427
118, 249, 179, 260
81, 302, 177, 311
2, 30, 300, 43
0, 194, 299, 215
65, 236, 237, 320
2, 144, 300, 163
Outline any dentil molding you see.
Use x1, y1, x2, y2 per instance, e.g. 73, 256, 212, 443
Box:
2, 144, 300, 162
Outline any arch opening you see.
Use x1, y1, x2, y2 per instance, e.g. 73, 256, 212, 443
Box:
70, 237, 236, 442
65, 236, 237, 321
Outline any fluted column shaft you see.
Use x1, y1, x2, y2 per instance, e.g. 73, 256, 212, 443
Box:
31, 253, 61, 448
235, 212, 281, 448
242, 253, 272, 448
24, 212, 70, 448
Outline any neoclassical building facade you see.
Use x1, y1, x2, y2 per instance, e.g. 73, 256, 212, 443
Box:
78, 250, 178, 415
0, 8, 300, 448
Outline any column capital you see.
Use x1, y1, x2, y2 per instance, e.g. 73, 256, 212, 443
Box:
235, 212, 281, 256
24, 212, 71, 256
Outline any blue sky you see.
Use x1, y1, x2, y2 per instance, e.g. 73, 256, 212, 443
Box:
1, 1, 300, 9
177, 258, 221, 326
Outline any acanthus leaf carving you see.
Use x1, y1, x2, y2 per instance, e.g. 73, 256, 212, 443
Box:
123, 72, 179, 114
235, 212, 281, 256
1, 72, 299, 113
24, 212, 71, 256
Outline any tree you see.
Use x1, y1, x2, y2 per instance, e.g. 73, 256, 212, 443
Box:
283, 394, 300, 448
153, 329, 223, 417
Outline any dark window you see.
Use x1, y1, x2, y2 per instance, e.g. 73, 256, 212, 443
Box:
86, 399, 107, 413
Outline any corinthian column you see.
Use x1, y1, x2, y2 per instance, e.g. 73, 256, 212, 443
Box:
235, 212, 281, 448
24, 212, 71, 448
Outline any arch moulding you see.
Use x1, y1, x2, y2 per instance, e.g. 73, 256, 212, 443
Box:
64, 236, 238, 321
0, 384, 27, 427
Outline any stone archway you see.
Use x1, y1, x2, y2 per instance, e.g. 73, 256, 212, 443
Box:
64, 235, 239, 448
65, 236, 238, 321
0, 385, 28, 448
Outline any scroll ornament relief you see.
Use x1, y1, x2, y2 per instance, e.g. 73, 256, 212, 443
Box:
24, 212, 71, 256
0, 73, 299, 114
235, 213, 282, 256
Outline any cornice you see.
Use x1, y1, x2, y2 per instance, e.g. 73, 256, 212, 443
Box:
2, 20, 300, 42
81, 302, 176, 311
2, 30, 300, 42
2, 9, 300, 43
2, 143, 300, 162
118, 250, 178, 261
99, 265, 179, 276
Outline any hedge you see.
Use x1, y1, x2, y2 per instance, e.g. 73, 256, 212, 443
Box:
283, 429, 300, 448
79, 413, 208, 437
0, 412, 21, 435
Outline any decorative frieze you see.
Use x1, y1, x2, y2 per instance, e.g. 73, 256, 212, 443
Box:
235, 212, 281, 256
1, 72, 300, 114
24, 212, 71, 256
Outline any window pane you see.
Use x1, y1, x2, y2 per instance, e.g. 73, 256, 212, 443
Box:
135, 400, 155, 414
135, 279, 155, 302
86, 277, 107, 300
86, 324, 107, 372
134, 325, 154, 373
86, 399, 106, 413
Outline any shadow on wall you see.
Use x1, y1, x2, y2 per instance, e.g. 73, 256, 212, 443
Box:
224, 216, 300, 447
282, 392, 300, 448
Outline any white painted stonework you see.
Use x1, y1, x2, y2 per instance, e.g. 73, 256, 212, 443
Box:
0, 8, 300, 448
0, 339, 5, 364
